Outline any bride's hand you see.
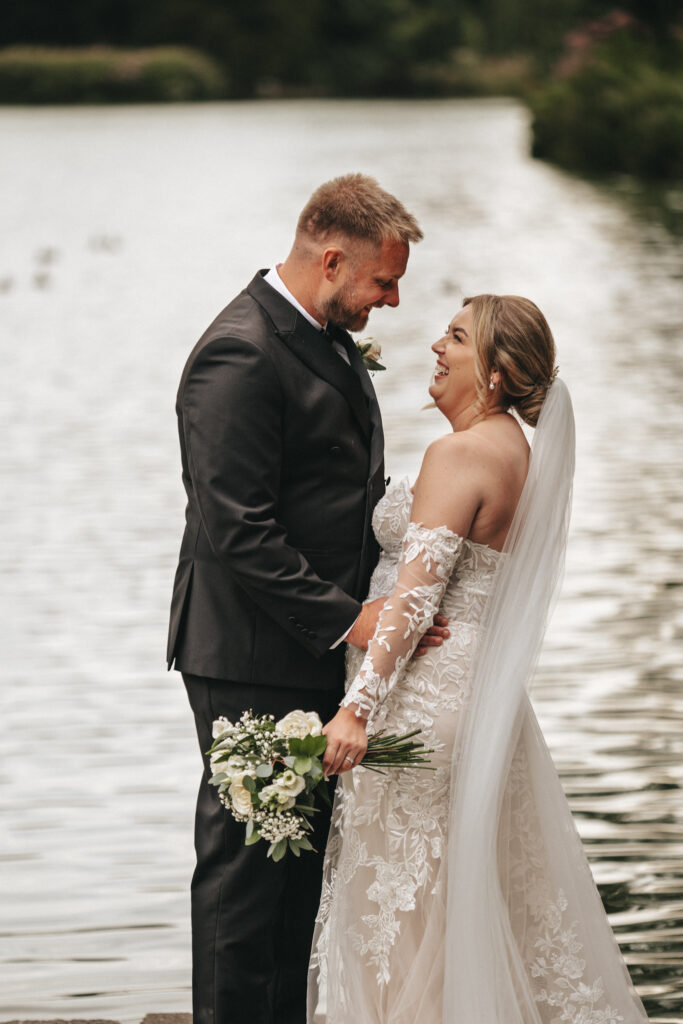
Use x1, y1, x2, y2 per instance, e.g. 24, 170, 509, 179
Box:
322, 706, 368, 775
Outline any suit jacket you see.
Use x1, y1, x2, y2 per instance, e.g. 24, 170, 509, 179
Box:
167, 271, 385, 691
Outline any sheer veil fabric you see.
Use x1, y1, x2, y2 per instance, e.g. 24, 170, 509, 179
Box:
309, 380, 649, 1023
444, 379, 647, 1021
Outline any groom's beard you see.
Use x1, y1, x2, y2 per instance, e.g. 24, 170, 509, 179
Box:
321, 282, 372, 333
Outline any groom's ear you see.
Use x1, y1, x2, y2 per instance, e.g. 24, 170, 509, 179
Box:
322, 247, 344, 281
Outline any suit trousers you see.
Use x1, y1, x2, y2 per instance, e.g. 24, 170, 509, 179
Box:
183, 672, 342, 1024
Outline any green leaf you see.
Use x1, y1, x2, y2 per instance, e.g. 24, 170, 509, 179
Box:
294, 801, 320, 814
244, 827, 261, 846
288, 738, 306, 756
294, 835, 316, 853
305, 763, 323, 790
283, 755, 296, 769
255, 762, 273, 778
296, 733, 327, 756
293, 756, 312, 775
245, 819, 254, 838
269, 839, 287, 862
242, 775, 256, 792
315, 780, 332, 808
288, 840, 301, 857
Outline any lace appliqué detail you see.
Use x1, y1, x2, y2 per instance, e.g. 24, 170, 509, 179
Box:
341, 522, 464, 721
311, 479, 504, 1014
508, 748, 626, 1024
532, 892, 625, 1024
315, 762, 451, 988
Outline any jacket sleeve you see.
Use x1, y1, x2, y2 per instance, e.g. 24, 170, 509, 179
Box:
180, 334, 362, 655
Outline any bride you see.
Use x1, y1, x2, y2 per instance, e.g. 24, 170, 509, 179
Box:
308, 295, 648, 1023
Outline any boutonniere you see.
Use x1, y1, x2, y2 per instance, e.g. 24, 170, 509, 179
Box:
356, 338, 386, 372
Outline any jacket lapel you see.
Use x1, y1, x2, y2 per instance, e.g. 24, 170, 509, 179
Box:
330, 325, 384, 477
247, 272, 372, 439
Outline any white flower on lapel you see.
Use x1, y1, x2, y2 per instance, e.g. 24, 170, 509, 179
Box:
356, 338, 386, 372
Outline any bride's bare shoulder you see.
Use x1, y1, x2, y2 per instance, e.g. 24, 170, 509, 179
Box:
422, 415, 528, 474
412, 432, 490, 536
414, 417, 530, 543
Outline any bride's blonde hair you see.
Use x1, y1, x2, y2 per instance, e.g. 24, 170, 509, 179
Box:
463, 294, 557, 427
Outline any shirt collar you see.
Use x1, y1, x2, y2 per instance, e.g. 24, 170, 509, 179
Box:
263, 266, 324, 332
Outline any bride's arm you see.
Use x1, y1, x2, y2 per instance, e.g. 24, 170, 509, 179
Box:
322, 436, 484, 774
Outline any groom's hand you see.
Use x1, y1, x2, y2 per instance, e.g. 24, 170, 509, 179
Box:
345, 597, 387, 650
346, 600, 449, 657
414, 614, 450, 658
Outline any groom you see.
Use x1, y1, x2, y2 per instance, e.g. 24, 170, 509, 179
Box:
168, 174, 425, 1024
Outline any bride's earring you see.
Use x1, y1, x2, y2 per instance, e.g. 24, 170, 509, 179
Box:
489, 377, 495, 390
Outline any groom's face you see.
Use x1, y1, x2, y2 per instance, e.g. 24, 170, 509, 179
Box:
323, 239, 409, 332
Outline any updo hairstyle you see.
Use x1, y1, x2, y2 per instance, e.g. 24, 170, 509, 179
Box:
463, 294, 557, 427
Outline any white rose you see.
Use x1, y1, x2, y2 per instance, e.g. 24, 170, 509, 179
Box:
212, 716, 234, 740
275, 710, 323, 740
228, 775, 255, 817
366, 340, 382, 361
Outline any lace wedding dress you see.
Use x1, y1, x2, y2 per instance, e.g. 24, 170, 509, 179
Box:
308, 467, 648, 1022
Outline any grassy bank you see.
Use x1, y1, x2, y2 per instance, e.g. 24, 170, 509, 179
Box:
0, 43, 534, 105
0, 46, 227, 103
529, 16, 683, 181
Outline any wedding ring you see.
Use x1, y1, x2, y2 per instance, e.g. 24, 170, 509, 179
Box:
344, 756, 354, 765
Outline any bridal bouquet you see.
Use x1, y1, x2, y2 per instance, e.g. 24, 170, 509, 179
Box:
208, 709, 431, 861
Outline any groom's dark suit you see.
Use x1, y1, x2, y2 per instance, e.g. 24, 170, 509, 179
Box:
168, 270, 384, 1024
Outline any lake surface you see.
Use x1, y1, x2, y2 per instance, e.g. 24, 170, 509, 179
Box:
0, 98, 681, 1022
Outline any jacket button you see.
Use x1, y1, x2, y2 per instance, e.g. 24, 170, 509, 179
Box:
330, 445, 341, 456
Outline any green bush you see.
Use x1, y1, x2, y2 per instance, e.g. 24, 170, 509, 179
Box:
414, 50, 534, 98
0, 46, 228, 104
529, 31, 683, 180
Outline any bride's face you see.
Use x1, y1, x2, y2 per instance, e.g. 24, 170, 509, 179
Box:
429, 305, 478, 415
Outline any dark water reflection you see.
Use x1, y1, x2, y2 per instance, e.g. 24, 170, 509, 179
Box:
0, 99, 681, 1021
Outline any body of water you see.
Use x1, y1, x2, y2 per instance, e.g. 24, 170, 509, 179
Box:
0, 98, 682, 1021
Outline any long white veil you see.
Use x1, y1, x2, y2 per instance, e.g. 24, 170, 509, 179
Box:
443, 379, 648, 1022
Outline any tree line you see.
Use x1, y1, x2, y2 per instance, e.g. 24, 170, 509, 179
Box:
1, 0, 677, 98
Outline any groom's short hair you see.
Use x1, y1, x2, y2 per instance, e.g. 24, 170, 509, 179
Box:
297, 173, 423, 248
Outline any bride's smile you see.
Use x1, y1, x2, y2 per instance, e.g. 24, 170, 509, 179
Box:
428, 303, 503, 431
429, 306, 476, 403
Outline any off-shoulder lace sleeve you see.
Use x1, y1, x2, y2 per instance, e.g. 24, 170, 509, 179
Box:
342, 522, 464, 721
